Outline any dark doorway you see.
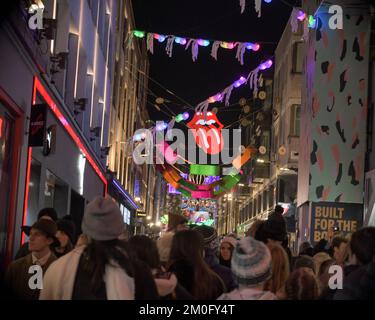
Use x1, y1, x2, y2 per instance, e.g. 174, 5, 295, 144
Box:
70, 190, 85, 236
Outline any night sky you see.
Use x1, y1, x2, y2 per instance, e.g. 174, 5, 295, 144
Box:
132, 0, 294, 126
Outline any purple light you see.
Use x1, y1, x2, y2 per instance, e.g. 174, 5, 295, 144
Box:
156, 122, 168, 131
183, 112, 190, 120
297, 10, 306, 21
175, 37, 187, 45
113, 179, 138, 209
197, 39, 210, 46
214, 93, 223, 101
154, 34, 166, 42
168, 184, 181, 194
233, 76, 247, 88
246, 43, 260, 51
259, 60, 273, 70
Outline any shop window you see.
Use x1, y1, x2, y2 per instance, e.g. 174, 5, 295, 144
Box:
45, 169, 69, 217
0, 110, 15, 257
290, 104, 301, 136
292, 42, 304, 74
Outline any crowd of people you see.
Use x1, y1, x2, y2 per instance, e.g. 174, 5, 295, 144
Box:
2, 197, 375, 300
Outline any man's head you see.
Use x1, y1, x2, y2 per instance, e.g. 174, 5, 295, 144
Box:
27, 219, 58, 253
350, 227, 375, 265
331, 236, 348, 264
37, 208, 58, 222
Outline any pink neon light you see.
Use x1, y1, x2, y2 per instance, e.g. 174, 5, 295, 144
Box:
33, 77, 107, 189
0, 117, 3, 138
22, 147, 32, 245
191, 190, 213, 199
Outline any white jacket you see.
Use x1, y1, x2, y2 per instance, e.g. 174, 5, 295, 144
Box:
39, 245, 135, 300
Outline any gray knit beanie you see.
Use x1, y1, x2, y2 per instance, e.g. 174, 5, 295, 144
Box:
231, 236, 272, 286
82, 197, 124, 241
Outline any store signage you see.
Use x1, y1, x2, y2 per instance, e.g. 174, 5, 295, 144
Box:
43, 125, 56, 156
29, 103, 47, 147
311, 202, 363, 244
137, 210, 146, 217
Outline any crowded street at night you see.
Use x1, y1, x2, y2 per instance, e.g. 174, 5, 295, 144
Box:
0, 0, 374, 313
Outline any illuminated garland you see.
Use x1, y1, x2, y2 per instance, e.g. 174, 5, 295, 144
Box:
130, 30, 260, 65
195, 59, 273, 116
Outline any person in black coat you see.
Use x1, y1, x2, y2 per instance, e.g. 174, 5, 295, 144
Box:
194, 226, 237, 292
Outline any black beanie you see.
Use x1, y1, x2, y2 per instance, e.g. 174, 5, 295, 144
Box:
261, 212, 287, 242
37, 208, 58, 222
57, 218, 76, 244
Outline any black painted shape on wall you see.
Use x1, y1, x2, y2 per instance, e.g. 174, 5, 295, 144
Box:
321, 61, 329, 74
310, 140, 318, 165
353, 37, 364, 62
359, 98, 364, 107
347, 95, 352, 106
316, 17, 323, 42
352, 136, 359, 149
340, 70, 347, 92
335, 163, 343, 185
336, 121, 346, 143
335, 194, 343, 202
340, 40, 347, 61
309, 174, 312, 186
327, 95, 335, 112
348, 161, 359, 186
321, 126, 330, 135
316, 185, 324, 199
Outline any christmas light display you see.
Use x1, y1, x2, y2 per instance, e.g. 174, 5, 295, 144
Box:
131, 30, 260, 64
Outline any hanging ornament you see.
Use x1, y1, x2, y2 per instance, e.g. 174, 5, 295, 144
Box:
258, 91, 266, 100
243, 105, 251, 113
278, 146, 287, 156
211, 41, 221, 60
187, 111, 224, 155
156, 97, 165, 105
240, 118, 251, 127
165, 36, 176, 57
147, 33, 154, 54
259, 146, 267, 154
239, 98, 247, 106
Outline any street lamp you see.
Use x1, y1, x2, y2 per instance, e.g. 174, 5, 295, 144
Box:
156, 221, 161, 227
147, 216, 152, 220
135, 197, 141, 202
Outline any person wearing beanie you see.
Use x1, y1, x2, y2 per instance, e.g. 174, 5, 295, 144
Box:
219, 236, 237, 268
194, 226, 237, 292
218, 237, 277, 300
54, 216, 76, 258
15, 208, 59, 260
40, 196, 158, 300
156, 213, 188, 268
5, 219, 58, 300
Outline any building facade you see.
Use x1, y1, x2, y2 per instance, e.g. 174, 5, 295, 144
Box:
297, 0, 372, 247
0, 0, 120, 268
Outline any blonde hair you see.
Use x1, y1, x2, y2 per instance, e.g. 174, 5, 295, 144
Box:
264, 243, 290, 294
313, 252, 331, 275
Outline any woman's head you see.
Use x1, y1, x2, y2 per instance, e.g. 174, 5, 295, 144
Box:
264, 243, 290, 294
219, 237, 237, 261
128, 235, 160, 270
169, 229, 224, 299
350, 227, 375, 265
318, 258, 336, 289
285, 268, 320, 300
169, 229, 204, 263
56, 218, 76, 249
313, 252, 331, 275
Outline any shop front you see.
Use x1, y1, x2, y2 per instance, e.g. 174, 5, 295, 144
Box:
107, 177, 138, 239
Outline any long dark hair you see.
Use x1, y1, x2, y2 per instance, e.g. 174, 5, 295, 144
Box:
168, 230, 225, 299
128, 235, 160, 270
81, 239, 135, 293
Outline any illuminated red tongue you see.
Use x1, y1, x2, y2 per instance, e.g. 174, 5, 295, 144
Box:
193, 126, 224, 155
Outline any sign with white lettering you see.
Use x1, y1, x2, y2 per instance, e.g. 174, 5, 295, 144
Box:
29, 103, 47, 147
311, 202, 363, 244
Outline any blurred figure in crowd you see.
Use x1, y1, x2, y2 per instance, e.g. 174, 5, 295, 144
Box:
285, 268, 320, 300
167, 229, 225, 300
293, 255, 316, 274
55, 216, 76, 258
330, 236, 349, 266
218, 236, 276, 300
264, 243, 290, 299
194, 226, 237, 292
313, 252, 332, 276
128, 235, 193, 299
15, 208, 58, 260
6, 219, 58, 299
219, 236, 237, 268
40, 197, 158, 300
